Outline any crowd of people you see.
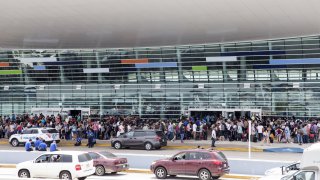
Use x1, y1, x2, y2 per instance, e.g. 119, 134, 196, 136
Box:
0, 113, 320, 147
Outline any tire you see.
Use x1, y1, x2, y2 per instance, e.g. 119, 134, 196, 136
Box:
155, 167, 167, 179
95, 165, 105, 176
11, 138, 19, 147
59, 171, 72, 180
113, 141, 122, 149
198, 169, 211, 180
145, 142, 153, 151
78, 177, 87, 180
212, 176, 220, 179
18, 169, 30, 178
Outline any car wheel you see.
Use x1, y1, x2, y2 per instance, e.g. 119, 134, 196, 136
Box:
198, 169, 211, 180
11, 139, 19, 147
18, 169, 30, 178
155, 167, 167, 179
95, 165, 105, 176
59, 171, 72, 180
114, 141, 122, 149
212, 176, 220, 179
145, 142, 153, 150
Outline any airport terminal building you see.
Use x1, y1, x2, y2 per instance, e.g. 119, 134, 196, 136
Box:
1, 0, 320, 119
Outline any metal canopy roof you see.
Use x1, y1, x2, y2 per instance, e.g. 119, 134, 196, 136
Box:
1, 0, 320, 49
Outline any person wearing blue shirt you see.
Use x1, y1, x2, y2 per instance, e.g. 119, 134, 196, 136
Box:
38, 141, 47, 151
50, 141, 58, 152
34, 137, 41, 151
25, 139, 33, 151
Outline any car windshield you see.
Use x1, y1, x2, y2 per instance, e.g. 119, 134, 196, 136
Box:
99, 151, 117, 158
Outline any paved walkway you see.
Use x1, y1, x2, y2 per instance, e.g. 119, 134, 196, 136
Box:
0, 138, 312, 152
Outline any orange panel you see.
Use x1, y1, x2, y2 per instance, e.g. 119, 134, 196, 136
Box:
0, 62, 9, 67
121, 58, 148, 64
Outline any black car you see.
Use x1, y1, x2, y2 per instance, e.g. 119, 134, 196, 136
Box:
111, 130, 167, 150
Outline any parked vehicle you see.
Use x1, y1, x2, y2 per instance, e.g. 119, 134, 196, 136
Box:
150, 149, 229, 180
260, 143, 320, 180
9, 127, 60, 147
264, 161, 300, 176
16, 151, 95, 180
111, 130, 167, 150
88, 151, 129, 176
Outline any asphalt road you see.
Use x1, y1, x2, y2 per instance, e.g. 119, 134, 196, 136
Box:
0, 168, 250, 180
0, 144, 302, 175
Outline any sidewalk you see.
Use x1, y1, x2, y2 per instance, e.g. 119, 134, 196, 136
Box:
0, 138, 310, 153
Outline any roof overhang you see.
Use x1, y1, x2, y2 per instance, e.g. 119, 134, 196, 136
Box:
1, 0, 320, 49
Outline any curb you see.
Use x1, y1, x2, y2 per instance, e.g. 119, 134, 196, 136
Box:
0, 165, 261, 179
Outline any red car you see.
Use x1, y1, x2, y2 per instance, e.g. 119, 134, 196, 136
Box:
150, 149, 229, 180
88, 151, 129, 176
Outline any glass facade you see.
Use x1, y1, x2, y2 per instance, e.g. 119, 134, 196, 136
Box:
1, 35, 320, 118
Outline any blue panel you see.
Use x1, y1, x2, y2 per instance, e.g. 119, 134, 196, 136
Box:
33, 66, 46, 70
221, 50, 285, 56
270, 58, 320, 65
43, 61, 82, 65
253, 65, 287, 69
135, 62, 177, 68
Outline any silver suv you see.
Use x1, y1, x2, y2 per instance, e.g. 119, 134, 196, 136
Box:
111, 130, 167, 150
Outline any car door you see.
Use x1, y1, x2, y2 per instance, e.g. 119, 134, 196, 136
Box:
48, 154, 65, 178
132, 131, 145, 147
122, 131, 134, 147
167, 152, 187, 175
184, 152, 202, 175
21, 129, 33, 143
31, 154, 51, 177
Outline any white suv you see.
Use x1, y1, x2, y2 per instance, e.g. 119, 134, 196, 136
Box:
16, 151, 95, 180
9, 127, 60, 147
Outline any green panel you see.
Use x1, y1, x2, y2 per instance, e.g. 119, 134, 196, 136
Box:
0, 70, 22, 75
192, 66, 207, 71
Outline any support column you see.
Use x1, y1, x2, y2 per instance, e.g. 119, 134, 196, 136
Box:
176, 48, 183, 115
95, 51, 103, 82
57, 53, 65, 83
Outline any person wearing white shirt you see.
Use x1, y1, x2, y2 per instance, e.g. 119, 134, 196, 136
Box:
211, 126, 217, 147
257, 124, 264, 141
192, 123, 197, 140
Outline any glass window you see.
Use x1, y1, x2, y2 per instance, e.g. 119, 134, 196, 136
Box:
228, 70, 238, 81
88, 152, 102, 160
22, 129, 32, 134
134, 131, 145, 137
124, 131, 134, 137
288, 70, 302, 80
209, 70, 223, 81
256, 70, 270, 81
35, 154, 51, 163
194, 71, 208, 82
78, 153, 92, 162
183, 71, 193, 81
294, 171, 315, 180
246, 71, 255, 81
31, 129, 38, 134
99, 151, 117, 158
274, 70, 287, 81
151, 72, 160, 82
173, 152, 187, 161
186, 152, 200, 160
165, 71, 179, 82
60, 155, 72, 163
128, 73, 137, 82
307, 70, 320, 80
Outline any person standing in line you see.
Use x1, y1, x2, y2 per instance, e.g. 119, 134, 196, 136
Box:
180, 124, 185, 143
211, 126, 217, 147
